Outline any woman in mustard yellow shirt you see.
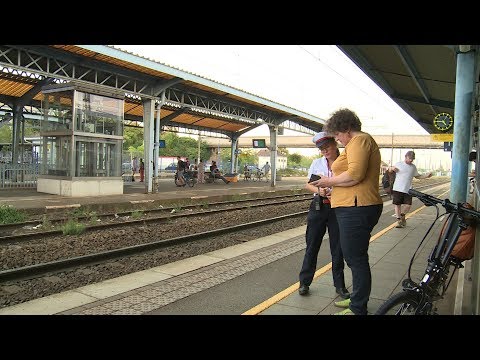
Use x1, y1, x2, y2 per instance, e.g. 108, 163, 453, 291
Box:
311, 108, 383, 315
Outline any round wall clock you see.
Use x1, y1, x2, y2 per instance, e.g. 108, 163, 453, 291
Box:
433, 112, 453, 131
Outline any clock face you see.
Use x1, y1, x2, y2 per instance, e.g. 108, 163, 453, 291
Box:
433, 112, 453, 131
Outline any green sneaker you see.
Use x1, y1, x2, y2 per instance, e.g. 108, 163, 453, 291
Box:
334, 298, 351, 308
334, 308, 354, 315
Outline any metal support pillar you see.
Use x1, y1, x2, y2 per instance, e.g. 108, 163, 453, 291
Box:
230, 136, 238, 174
269, 125, 278, 187
153, 102, 161, 192
11, 106, 22, 164
142, 99, 155, 193
451, 50, 475, 203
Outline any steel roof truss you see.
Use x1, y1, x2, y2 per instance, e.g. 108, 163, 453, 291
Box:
394, 45, 438, 115
164, 87, 274, 125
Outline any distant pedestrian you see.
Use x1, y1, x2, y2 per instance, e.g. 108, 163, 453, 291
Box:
139, 159, 145, 182
176, 156, 186, 186
262, 162, 271, 181
389, 150, 432, 228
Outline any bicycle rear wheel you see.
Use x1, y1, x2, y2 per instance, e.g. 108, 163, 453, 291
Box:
375, 291, 422, 315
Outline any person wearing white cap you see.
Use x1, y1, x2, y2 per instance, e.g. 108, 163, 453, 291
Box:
298, 131, 350, 300
389, 150, 432, 228
310, 108, 383, 315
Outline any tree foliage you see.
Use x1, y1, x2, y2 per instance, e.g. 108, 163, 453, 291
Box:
123, 127, 143, 151
288, 153, 303, 166
0, 125, 11, 143
0, 120, 39, 143
122, 128, 211, 162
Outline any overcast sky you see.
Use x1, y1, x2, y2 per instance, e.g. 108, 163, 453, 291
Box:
114, 45, 428, 136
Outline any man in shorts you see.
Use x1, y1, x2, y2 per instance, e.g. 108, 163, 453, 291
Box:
389, 151, 432, 228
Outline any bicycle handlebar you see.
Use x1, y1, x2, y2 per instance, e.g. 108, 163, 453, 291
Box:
408, 189, 480, 219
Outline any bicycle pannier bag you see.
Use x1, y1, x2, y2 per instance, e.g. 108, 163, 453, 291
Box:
382, 171, 396, 195
381, 172, 390, 189
440, 204, 476, 261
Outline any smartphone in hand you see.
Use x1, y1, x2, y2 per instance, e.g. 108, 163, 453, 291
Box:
308, 174, 321, 183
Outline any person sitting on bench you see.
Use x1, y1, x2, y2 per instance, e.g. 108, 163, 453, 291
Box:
210, 161, 230, 184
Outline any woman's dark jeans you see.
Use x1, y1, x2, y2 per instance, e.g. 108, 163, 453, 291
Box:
334, 204, 383, 315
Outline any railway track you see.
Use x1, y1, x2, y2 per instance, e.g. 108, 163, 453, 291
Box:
0, 180, 448, 240
0, 193, 312, 242
0, 180, 451, 309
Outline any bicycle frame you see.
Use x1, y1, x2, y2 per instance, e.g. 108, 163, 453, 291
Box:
378, 188, 480, 315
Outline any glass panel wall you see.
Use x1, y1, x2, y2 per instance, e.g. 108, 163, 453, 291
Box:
39, 85, 124, 179
75, 137, 122, 177
41, 91, 74, 132
74, 91, 123, 136
40, 136, 72, 176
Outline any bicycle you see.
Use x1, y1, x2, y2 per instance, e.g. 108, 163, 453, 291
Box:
174, 170, 195, 187
252, 169, 264, 182
375, 188, 480, 315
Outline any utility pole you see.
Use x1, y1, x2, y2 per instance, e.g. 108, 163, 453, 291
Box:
390, 133, 394, 166
197, 134, 201, 164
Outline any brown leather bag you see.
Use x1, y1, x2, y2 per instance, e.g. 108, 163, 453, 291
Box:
440, 204, 476, 261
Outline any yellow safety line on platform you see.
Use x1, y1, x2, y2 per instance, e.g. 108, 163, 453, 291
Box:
243, 187, 450, 315
242, 205, 428, 315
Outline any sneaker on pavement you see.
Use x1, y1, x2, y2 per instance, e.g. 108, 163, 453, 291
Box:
335, 287, 350, 299
298, 284, 309, 296
401, 213, 406, 226
395, 219, 404, 228
334, 308, 354, 315
334, 298, 351, 308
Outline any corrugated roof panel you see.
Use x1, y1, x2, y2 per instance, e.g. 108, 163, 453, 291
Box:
124, 102, 144, 117
0, 45, 325, 135
0, 78, 34, 97
54, 45, 175, 79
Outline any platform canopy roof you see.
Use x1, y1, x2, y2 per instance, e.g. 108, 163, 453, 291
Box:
337, 45, 477, 135
0, 45, 326, 137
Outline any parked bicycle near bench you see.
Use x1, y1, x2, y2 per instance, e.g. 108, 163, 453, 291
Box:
375, 188, 479, 315
252, 168, 264, 182
174, 169, 195, 187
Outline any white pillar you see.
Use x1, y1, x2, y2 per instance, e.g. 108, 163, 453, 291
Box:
142, 99, 155, 193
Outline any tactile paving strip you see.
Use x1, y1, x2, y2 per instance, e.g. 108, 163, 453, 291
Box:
67, 235, 305, 315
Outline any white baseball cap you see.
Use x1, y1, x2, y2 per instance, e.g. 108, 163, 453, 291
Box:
312, 131, 334, 148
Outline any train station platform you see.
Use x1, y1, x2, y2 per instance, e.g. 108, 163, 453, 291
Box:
0, 183, 472, 316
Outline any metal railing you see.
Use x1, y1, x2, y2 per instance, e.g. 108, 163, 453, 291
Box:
0, 163, 39, 189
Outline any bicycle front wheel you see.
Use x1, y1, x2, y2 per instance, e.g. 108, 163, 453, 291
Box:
187, 177, 195, 187
375, 291, 422, 315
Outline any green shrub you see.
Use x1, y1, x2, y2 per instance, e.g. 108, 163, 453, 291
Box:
0, 205, 27, 224
62, 219, 86, 235
131, 210, 143, 219
88, 211, 98, 224
42, 215, 52, 229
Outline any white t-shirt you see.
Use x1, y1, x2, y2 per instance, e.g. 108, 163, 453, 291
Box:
392, 161, 420, 194
307, 157, 333, 197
